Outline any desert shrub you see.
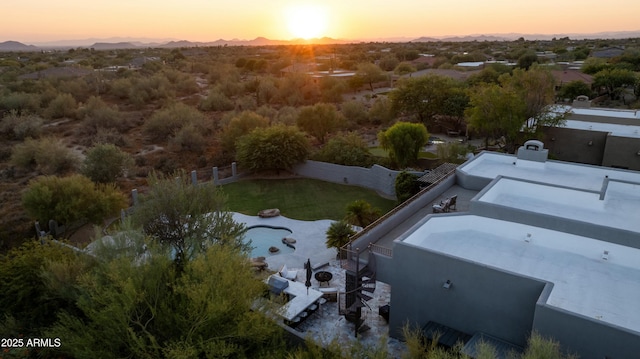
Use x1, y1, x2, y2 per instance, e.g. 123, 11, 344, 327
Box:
92, 127, 128, 147
236, 95, 257, 111
0, 92, 41, 114
170, 123, 207, 154
199, 90, 235, 112
43, 93, 77, 119
144, 102, 206, 142
0, 111, 44, 140
368, 97, 394, 124
81, 143, 133, 183
109, 77, 133, 99
254, 105, 278, 121
22, 174, 127, 226
79, 96, 127, 134
128, 74, 173, 107
55, 78, 91, 102
10, 137, 79, 175
341, 100, 370, 125
163, 69, 199, 95
274, 106, 299, 125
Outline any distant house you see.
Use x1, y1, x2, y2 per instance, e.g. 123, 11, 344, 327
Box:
551, 69, 593, 88
591, 47, 625, 58
411, 55, 438, 68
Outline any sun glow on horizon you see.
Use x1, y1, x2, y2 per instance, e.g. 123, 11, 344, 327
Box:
284, 4, 329, 39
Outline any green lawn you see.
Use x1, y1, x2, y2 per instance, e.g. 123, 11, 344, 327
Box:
221, 178, 397, 221
370, 147, 438, 159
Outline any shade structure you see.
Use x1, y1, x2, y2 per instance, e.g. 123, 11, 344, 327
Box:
304, 258, 312, 294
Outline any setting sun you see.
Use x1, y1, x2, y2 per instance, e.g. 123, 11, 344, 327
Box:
284, 4, 328, 39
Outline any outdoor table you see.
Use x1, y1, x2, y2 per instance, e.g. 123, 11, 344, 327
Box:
271, 276, 323, 321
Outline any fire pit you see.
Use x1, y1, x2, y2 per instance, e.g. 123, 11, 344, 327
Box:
314, 271, 333, 286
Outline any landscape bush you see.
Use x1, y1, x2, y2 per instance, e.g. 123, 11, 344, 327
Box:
312, 132, 375, 167
236, 125, 310, 172
22, 174, 127, 226
10, 137, 79, 175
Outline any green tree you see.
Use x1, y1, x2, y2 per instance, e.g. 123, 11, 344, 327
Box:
236, 125, 310, 172
0, 239, 91, 340
466, 83, 525, 150
394, 171, 420, 203
593, 68, 638, 103
131, 170, 247, 270
296, 103, 345, 143
81, 143, 133, 183
344, 200, 382, 228
557, 80, 593, 101
516, 51, 539, 70
22, 174, 127, 227
390, 74, 462, 125
325, 220, 356, 251
312, 132, 375, 167
352, 62, 387, 91
220, 111, 270, 155
47, 242, 287, 358
379, 54, 400, 71
394, 62, 417, 76
377, 122, 429, 168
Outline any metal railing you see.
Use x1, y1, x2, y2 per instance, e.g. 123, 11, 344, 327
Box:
341, 164, 458, 256
369, 243, 393, 258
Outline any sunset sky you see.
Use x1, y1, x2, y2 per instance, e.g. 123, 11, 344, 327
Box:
3, 0, 640, 43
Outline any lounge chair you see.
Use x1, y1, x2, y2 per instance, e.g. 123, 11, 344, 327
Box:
432, 195, 458, 213
279, 264, 297, 281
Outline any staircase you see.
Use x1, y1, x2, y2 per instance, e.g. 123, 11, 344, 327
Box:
339, 246, 377, 337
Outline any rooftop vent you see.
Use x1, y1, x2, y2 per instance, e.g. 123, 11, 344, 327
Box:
602, 250, 609, 261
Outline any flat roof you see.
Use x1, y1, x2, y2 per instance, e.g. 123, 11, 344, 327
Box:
561, 119, 640, 138
478, 177, 640, 233
556, 105, 640, 120
460, 152, 640, 192
402, 215, 640, 333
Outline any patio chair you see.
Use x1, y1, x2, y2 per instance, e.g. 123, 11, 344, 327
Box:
448, 195, 457, 210
279, 264, 298, 281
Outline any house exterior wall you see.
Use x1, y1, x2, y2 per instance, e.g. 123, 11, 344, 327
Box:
387, 242, 546, 347
602, 135, 640, 170
543, 127, 607, 165
533, 292, 640, 359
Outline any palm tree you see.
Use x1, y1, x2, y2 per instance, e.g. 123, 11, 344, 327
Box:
325, 220, 356, 251
344, 200, 381, 228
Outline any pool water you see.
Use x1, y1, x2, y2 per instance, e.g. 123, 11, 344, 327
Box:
244, 226, 294, 258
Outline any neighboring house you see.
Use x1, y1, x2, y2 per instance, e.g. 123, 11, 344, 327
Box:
591, 47, 625, 59
342, 143, 640, 358
543, 98, 640, 170
550, 69, 593, 89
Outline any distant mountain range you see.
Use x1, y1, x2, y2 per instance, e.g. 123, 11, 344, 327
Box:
2, 30, 640, 51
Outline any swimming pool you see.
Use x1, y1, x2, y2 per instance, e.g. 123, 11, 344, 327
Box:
243, 225, 294, 258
